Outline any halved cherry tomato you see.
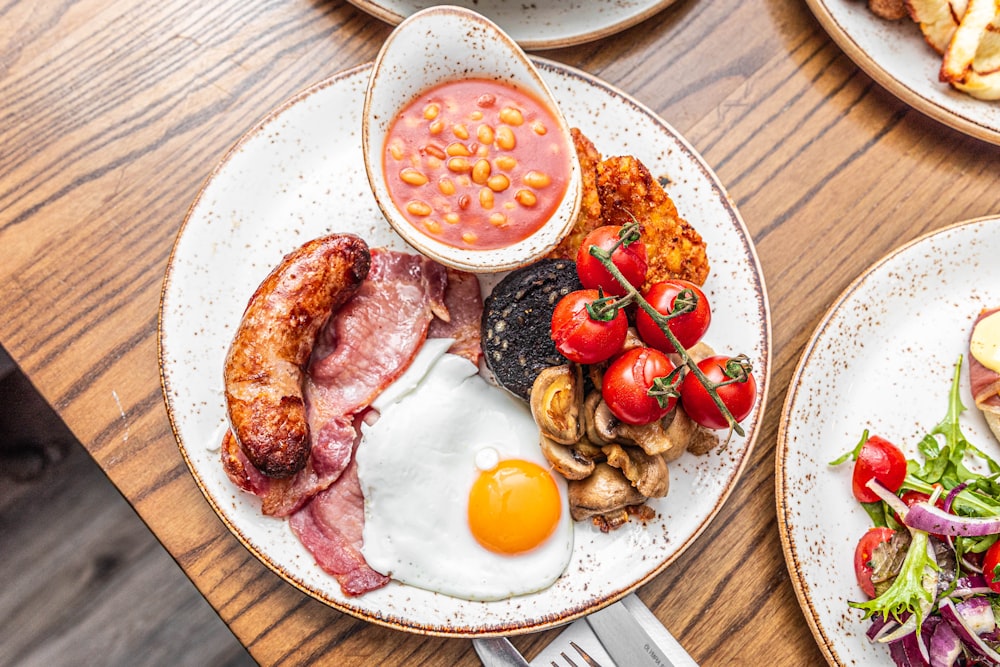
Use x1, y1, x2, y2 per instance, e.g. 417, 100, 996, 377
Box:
854, 527, 895, 598
601, 347, 677, 425
635, 280, 711, 354
575, 225, 647, 296
678, 355, 756, 430
852, 435, 907, 504
984, 541, 1000, 593
551, 289, 628, 364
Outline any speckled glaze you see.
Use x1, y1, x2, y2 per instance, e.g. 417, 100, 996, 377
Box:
777, 216, 1000, 665
345, 0, 680, 51
159, 60, 770, 637
806, 0, 1000, 145
362, 7, 582, 274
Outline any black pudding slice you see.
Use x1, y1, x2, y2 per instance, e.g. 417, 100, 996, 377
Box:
481, 259, 583, 400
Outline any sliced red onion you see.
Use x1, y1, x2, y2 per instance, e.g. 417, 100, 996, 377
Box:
929, 620, 962, 667
867, 478, 910, 517
955, 596, 997, 635
869, 615, 903, 642
942, 483, 968, 514
954, 575, 992, 597
941, 531, 978, 574
881, 614, 921, 643
888, 633, 931, 667
902, 629, 931, 666
905, 502, 1000, 537
939, 598, 1000, 662
958, 551, 985, 575
889, 639, 909, 666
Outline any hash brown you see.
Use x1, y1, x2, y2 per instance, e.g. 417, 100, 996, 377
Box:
546, 129, 604, 260
547, 129, 710, 290
596, 155, 710, 289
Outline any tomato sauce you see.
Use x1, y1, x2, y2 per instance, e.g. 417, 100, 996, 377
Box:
382, 78, 571, 250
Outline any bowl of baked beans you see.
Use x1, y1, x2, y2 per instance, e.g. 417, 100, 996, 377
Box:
362, 6, 583, 273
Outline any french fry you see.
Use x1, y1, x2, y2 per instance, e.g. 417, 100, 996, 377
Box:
905, 0, 968, 54
940, 0, 998, 83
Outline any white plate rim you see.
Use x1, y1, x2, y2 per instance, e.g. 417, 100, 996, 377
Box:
345, 0, 681, 50
157, 57, 772, 637
776, 214, 1000, 665
805, 0, 1000, 146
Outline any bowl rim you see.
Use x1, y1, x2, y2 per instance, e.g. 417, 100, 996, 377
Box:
361, 5, 583, 273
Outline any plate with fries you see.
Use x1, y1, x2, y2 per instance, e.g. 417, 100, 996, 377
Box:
806, 0, 1000, 145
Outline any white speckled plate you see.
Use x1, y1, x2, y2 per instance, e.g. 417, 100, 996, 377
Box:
347, 0, 680, 50
777, 216, 1000, 664
158, 59, 770, 637
806, 0, 1000, 145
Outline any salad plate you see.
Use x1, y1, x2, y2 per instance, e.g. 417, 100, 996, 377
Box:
777, 216, 1000, 664
158, 58, 770, 637
805, 0, 1000, 146
346, 0, 680, 51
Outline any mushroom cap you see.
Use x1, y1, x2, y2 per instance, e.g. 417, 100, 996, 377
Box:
530, 364, 584, 445
603, 444, 669, 498
539, 433, 595, 480
567, 463, 646, 521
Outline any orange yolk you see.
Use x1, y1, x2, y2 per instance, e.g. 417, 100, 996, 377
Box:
467, 459, 561, 555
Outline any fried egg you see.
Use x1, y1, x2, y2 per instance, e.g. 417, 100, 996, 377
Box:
355, 340, 574, 601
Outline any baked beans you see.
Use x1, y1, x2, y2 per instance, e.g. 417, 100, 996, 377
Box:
383, 78, 570, 250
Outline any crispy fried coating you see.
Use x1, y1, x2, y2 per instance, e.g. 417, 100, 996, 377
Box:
596, 155, 709, 288
546, 128, 604, 259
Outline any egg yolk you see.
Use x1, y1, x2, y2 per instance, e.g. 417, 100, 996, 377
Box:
467, 459, 561, 555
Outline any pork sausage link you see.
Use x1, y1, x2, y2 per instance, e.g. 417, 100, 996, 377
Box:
224, 233, 371, 478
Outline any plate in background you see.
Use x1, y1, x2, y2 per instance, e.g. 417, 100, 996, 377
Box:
806, 0, 1000, 145
347, 0, 681, 50
777, 216, 1000, 664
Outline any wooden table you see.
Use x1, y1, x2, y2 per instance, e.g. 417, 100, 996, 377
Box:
4, 0, 1000, 664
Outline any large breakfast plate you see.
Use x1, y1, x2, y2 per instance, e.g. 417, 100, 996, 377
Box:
805, 0, 1000, 146
346, 0, 679, 50
777, 216, 1000, 664
158, 58, 770, 637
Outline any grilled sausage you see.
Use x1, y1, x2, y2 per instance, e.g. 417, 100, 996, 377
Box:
224, 233, 371, 478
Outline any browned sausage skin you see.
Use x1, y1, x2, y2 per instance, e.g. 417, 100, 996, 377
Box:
224, 233, 371, 478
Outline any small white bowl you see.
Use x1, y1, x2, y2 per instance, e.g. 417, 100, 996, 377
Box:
362, 5, 583, 274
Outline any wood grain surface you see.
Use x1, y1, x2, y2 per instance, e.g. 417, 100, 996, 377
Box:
3, 0, 1000, 665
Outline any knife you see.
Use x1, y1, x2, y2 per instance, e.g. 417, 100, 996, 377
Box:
585, 595, 699, 667
472, 637, 530, 667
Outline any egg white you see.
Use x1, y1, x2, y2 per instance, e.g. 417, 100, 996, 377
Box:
355, 341, 574, 601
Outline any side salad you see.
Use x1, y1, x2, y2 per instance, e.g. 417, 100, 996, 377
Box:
832, 357, 1000, 666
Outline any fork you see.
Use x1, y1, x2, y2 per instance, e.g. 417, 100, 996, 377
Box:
546, 641, 603, 667
472, 636, 604, 667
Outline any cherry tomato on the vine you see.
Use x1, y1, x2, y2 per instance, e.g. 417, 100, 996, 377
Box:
575, 225, 648, 296
601, 347, 677, 425
983, 542, 1000, 594
550, 289, 628, 364
635, 280, 711, 353
854, 527, 895, 598
679, 355, 757, 430
851, 435, 907, 504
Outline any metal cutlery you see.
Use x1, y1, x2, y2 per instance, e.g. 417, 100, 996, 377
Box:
473, 636, 530, 667
473, 593, 698, 667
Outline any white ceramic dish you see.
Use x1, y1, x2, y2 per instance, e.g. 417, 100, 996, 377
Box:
159, 58, 770, 637
777, 216, 1000, 664
362, 7, 582, 273
806, 0, 1000, 145
347, 0, 681, 51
